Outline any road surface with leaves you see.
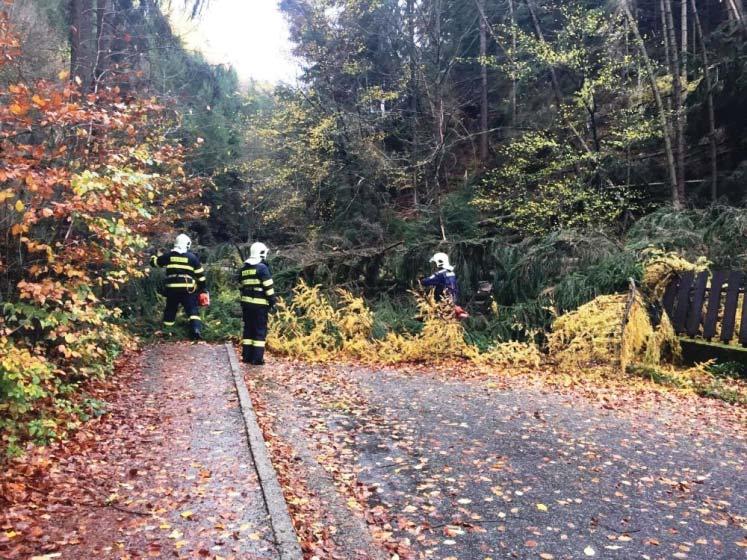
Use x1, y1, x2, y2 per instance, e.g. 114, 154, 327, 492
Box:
249, 361, 747, 559
2, 344, 746, 559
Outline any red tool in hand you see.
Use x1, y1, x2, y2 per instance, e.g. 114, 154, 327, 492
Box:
454, 305, 470, 320
198, 291, 210, 307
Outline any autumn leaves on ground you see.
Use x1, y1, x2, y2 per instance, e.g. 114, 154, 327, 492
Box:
251, 359, 747, 559
0, 345, 279, 560
2, 341, 745, 560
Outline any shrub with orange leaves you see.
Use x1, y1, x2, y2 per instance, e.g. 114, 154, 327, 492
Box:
0, 11, 203, 456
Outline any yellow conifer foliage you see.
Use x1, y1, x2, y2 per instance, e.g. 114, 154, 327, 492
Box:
548, 251, 718, 372
268, 281, 541, 369
548, 286, 680, 372
337, 290, 376, 360
470, 340, 544, 369
370, 293, 542, 368
641, 248, 710, 298
266, 280, 343, 362
549, 294, 627, 368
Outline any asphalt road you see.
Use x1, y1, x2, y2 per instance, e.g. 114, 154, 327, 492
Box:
254, 362, 747, 560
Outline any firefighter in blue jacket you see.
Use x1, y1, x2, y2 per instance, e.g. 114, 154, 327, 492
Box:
421, 252, 469, 319
421, 252, 459, 303
150, 234, 207, 340
240, 242, 276, 365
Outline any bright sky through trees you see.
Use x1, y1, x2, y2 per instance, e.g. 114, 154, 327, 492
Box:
169, 0, 299, 84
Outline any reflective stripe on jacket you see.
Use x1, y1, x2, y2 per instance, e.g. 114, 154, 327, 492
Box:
150, 251, 206, 292
240, 262, 277, 307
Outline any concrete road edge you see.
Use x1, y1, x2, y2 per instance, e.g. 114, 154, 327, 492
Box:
224, 343, 303, 560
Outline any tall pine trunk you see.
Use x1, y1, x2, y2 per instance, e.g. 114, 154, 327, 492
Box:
691, 0, 719, 200
621, 0, 680, 207
479, 0, 488, 164
663, 0, 686, 205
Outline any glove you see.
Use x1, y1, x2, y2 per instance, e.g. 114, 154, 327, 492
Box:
198, 291, 210, 307
454, 305, 470, 320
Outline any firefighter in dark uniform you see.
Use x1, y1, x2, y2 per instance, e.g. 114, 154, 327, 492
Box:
421, 252, 460, 303
240, 242, 276, 364
421, 252, 469, 319
150, 234, 206, 340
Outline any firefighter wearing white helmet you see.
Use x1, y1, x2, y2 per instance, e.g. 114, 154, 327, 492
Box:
149, 233, 207, 340
421, 251, 468, 319
239, 242, 276, 364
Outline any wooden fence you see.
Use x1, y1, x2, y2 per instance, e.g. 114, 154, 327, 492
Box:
662, 270, 747, 346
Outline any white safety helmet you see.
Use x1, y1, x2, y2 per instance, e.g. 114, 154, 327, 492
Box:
430, 252, 453, 271
247, 242, 269, 265
173, 233, 192, 254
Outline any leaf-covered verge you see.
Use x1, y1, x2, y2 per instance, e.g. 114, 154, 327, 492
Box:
0, 10, 202, 457
0, 344, 278, 559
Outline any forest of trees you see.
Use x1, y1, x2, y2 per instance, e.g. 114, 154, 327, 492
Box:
212, 0, 747, 290
265, 0, 746, 232
7, 0, 747, 261
2, 0, 747, 451
231, 0, 747, 333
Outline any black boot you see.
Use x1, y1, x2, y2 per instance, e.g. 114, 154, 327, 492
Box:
189, 316, 202, 341
242, 345, 254, 364
251, 345, 265, 365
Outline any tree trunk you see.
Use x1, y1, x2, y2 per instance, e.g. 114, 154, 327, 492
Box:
406, 0, 418, 207
431, 0, 445, 205
70, 0, 95, 91
660, 0, 672, 109
725, 0, 745, 29
663, 0, 686, 205
508, 0, 517, 126
621, 0, 680, 208
588, 92, 601, 153
478, 0, 489, 164
691, 0, 719, 200
681, 0, 688, 171
624, 13, 632, 190
681, 0, 687, 86
94, 0, 114, 89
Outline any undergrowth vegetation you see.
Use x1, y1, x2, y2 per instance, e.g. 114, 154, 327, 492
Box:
266, 260, 674, 375
547, 290, 679, 374
268, 280, 542, 369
